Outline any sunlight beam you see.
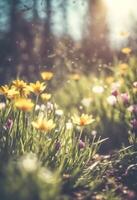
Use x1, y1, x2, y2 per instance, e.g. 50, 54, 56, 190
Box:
103, 0, 137, 49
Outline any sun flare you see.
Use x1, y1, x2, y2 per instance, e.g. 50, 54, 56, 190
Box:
103, 0, 137, 48
104, 0, 133, 12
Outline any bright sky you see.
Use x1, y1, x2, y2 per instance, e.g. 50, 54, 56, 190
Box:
52, 0, 88, 40
67, 0, 88, 40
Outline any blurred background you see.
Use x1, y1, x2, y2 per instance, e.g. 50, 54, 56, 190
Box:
0, 0, 137, 83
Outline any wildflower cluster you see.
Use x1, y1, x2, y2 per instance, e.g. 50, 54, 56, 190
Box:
0, 71, 102, 200
55, 55, 137, 149
1, 54, 137, 199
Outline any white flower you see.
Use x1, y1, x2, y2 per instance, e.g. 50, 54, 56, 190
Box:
18, 154, 38, 173
81, 98, 92, 107
55, 109, 63, 116
66, 121, 73, 130
91, 130, 97, 136
111, 82, 121, 90
41, 104, 46, 111
107, 95, 117, 105
35, 104, 46, 112
0, 102, 6, 110
47, 102, 54, 110
38, 168, 54, 183
35, 104, 40, 111
92, 86, 104, 94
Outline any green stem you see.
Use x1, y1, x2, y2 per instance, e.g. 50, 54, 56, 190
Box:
33, 94, 40, 117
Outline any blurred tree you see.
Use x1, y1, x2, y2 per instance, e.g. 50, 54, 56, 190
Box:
0, 0, 19, 83
0, 0, 35, 81
82, 0, 112, 68
41, 0, 54, 69
0, 0, 116, 83
128, 18, 137, 53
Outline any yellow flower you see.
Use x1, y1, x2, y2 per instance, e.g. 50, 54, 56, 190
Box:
0, 85, 10, 96
121, 47, 131, 55
72, 113, 95, 126
70, 74, 80, 81
133, 88, 137, 94
32, 118, 55, 132
41, 93, 51, 101
0, 85, 19, 99
40, 71, 53, 81
29, 81, 46, 95
106, 76, 114, 84
20, 87, 31, 97
7, 88, 20, 99
119, 31, 130, 37
14, 98, 34, 112
118, 78, 124, 85
119, 63, 128, 75
12, 79, 30, 97
12, 79, 27, 90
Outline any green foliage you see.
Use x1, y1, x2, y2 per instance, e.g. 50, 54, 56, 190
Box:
55, 56, 137, 149
0, 154, 60, 200
0, 78, 105, 199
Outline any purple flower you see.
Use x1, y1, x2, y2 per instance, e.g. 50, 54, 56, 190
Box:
7, 119, 13, 128
78, 140, 85, 149
132, 105, 137, 114
4, 119, 13, 130
111, 89, 119, 97
128, 105, 137, 114
131, 119, 137, 129
55, 141, 61, 151
120, 93, 130, 104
